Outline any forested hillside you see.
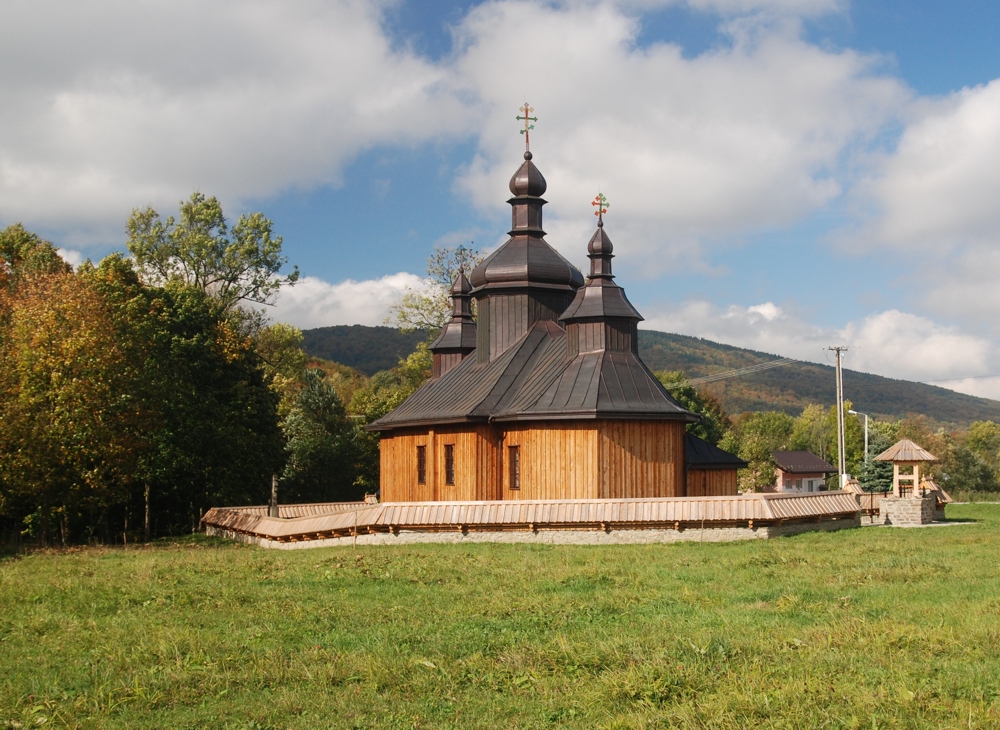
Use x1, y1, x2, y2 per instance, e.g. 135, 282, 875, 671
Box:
302, 325, 428, 375
301, 325, 1000, 427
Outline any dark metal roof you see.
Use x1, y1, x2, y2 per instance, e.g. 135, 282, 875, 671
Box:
772, 451, 836, 473
471, 235, 584, 292
368, 321, 696, 431
509, 151, 547, 197
685, 434, 748, 470
367, 149, 695, 433
470, 150, 584, 294
430, 269, 476, 352
560, 220, 642, 322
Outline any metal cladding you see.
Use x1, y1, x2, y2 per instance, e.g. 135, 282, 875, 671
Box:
873, 438, 938, 463
368, 148, 696, 432
560, 219, 643, 323
685, 434, 749, 470
470, 151, 584, 294
509, 151, 547, 197
430, 269, 477, 352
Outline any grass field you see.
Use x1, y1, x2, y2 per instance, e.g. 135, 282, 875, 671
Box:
2, 505, 1000, 729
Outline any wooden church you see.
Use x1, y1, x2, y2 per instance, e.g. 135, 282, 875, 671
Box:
368, 145, 745, 502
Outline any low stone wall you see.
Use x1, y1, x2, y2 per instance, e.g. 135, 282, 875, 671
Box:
880, 495, 936, 526
206, 515, 860, 550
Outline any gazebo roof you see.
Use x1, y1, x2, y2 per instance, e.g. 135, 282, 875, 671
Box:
873, 438, 937, 463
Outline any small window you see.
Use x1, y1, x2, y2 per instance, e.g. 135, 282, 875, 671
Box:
416, 445, 426, 485
444, 444, 455, 486
508, 445, 520, 490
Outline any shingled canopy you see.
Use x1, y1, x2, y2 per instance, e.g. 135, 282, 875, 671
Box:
874, 438, 937, 498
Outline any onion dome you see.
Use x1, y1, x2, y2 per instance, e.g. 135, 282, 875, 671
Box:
560, 216, 643, 323
508, 151, 547, 197
470, 151, 583, 293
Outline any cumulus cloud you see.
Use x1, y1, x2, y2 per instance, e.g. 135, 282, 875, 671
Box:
0, 0, 470, 243
861, 79, 1000, 251
642, 300, 1000, 398
844, 79, 1000, 336
271, 272, 425, 330
450, 0, 906, 269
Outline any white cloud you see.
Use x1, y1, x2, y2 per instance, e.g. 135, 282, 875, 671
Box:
57, 248, 86, 269
0, 0, 470, 243
450, 0, 906, 268
642, 301, 1000, 398
862, 79, 1000, 251
271, 272, 424, 330
845, 79, 1000, 336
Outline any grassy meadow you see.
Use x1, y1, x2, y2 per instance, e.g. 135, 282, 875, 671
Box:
2, 505, 1000, 729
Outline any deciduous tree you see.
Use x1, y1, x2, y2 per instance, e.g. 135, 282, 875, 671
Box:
126, 192, 298, 313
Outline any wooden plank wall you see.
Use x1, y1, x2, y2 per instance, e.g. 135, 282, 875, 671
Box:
686, 468, 739, 497
380, 425, 500, 502
597, 420, 684, 498
502, 423, 600, 499
381, 419, 687, 502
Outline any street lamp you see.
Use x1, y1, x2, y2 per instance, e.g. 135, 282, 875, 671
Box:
848, 409, 870, 463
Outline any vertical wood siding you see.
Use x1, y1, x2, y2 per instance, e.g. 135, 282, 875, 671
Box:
380, 425, 500, 502
381, 419, 686, 502
597, 420, 684, 498
502, 422, 600, 500
686, 468, 739, 497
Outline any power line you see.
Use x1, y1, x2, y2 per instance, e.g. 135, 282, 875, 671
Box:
665, 357, 797, 388
924, 373, 1000, 383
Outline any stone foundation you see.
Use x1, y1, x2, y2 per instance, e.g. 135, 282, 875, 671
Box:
206, 515, 860, 550
880, 495, 936, 526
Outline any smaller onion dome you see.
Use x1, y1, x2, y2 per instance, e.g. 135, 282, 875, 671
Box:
509, 151, 547, 197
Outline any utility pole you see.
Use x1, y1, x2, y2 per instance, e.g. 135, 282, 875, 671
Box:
828, 346, 849, 488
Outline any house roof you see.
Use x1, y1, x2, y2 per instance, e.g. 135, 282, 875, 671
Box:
685, 434, 748, 470
873, 438, 938, 462
772, 451, 836, 473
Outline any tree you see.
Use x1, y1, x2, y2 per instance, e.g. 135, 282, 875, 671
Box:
386, 244, 485, 332
719, 411, 795, 492
125, 192, 298, 313
351, 343, 433, 492
964, 421, 1000, 468
0, 263, 142, 543
656, 370, 732, 445
789, 404, 831, 462
855, 425, 895, 492
280, 369, 361, 503
0, 224, 71, 292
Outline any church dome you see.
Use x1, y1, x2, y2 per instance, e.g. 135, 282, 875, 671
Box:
508, 151, 547, 197
470, 236, 584, 290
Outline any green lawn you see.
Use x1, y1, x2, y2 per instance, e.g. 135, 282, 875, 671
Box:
2, 506, 999, 729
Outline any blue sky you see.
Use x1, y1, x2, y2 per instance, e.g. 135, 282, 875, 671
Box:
4, 0, 1000, 398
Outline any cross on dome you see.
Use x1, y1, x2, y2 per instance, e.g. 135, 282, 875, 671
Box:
517, 103, 537, 151
592, 193, 609, 223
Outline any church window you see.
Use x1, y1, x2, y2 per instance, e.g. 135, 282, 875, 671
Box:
444, 444, 455, 485
416, 445, 426, 484
508, 445, 520, 490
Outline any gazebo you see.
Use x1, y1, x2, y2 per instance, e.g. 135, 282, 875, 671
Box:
873, 438, 937, 498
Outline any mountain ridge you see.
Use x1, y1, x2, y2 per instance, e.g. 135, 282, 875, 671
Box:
300, 324, 1000, 427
